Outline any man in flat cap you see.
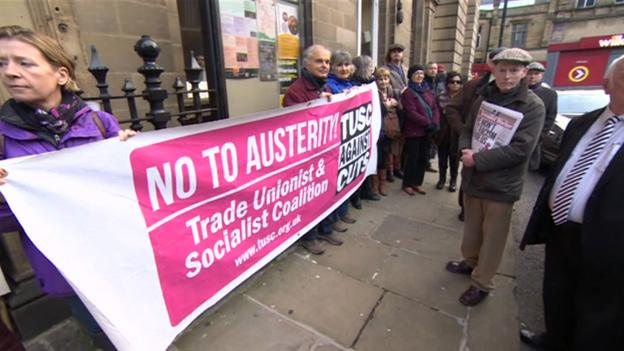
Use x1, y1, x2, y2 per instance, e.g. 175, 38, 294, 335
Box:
527, 61, 558, 170
445, 48, 545, 306
445, 47, 507, 221
383, 43, 408, 92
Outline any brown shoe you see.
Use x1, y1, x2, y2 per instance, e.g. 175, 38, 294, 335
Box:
302, 240, 325, 255
403, 187, 416, 196
459, 286, 489, 306
446, 260, 474, 275
415, 186, 427, 195
318, 233, 343, 246
332, 222, 348, 232
340, 215, 357, 224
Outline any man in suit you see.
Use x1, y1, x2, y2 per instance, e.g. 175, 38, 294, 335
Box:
519, 55, 624, 351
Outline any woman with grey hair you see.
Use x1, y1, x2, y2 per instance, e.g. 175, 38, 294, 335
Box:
351, 55, 375, 86
324, 50, 357, 231
326, 50, 353, 94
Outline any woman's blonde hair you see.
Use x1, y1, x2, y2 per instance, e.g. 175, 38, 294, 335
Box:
374, 67, 391, 79
0, 25, 80, 92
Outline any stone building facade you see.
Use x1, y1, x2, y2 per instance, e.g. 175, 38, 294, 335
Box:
476, 0, 624, 63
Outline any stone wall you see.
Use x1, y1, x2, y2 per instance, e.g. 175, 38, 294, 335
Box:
311, 0, 358, 55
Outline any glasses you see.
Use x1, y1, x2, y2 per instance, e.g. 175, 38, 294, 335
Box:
449, 80, 463, 85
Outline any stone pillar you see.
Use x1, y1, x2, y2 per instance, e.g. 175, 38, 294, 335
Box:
430, 0, 469, 71
462, 0, 481, 75
411, 0, 437, 65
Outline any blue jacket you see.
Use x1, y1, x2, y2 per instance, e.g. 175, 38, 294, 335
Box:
326, 74, 353, 94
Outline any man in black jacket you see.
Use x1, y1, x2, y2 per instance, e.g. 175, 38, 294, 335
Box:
519, 55, 624, 351
527, 62, 558, 170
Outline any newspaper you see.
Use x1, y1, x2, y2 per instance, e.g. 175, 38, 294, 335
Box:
471, 101, 524, 152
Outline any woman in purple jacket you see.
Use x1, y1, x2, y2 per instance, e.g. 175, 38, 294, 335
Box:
0, 25, 135, 348
400, 64, 440, 195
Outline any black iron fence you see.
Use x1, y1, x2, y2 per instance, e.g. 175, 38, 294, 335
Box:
81, 35, 220, 131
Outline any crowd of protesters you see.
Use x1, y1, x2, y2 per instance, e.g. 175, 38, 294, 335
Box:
283, 43, 471, 253
4, 22, 620, 351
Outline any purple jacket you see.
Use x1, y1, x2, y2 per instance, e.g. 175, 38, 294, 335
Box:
0, 102, 121, 296
400, 88, 440, 138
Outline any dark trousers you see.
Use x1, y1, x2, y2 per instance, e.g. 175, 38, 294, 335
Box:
437, 143, 459, 183
0, 319, 24, 351
402, 136, 430, 188
543, 222, 624, 351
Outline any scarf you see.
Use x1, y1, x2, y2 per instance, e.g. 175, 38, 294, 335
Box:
301, 68, 327, 91
482, 81, 522, 105
16, 91, 86, 135
408, 81, 430, 94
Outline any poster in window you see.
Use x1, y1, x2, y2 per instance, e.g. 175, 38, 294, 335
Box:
220, 0, 259, 79
257, 0, 277, 81
276, 2, 300, 94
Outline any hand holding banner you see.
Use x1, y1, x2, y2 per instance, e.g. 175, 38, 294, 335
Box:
0, 84, 381, 350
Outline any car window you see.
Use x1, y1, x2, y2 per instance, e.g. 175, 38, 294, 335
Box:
557, 91, 609, 115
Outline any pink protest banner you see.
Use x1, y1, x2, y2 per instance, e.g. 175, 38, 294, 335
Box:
130, 88, 380, 325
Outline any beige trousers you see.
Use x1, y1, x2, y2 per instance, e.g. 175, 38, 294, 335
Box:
461, 194, 514, 291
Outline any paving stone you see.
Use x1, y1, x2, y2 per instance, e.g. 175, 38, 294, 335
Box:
173, 295, 321, 351
354, 292, 463, 351
467, 275, 520, 351
246, 254, 383, 347
25, 319, 93, 351
374, 248, 469, 318
372, 215, 461, 261
308, 235, 393, 284
341, 204, 389, 239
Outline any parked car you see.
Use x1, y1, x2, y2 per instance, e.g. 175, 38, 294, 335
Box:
541, 88, 610, 165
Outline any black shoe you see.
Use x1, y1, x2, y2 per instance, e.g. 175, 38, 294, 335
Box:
426, 167, 438, 173
519, 328, 547, 350
351, 198, 362, 210
387, 170, 395, 183
435, 180, 445, 190
458, 209, 464, 222
363, 193, 381, 201
459, 286, 489, 306
448, 181, 457, 192
393, 170, 404, 179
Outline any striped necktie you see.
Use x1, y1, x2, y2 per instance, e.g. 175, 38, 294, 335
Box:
551, 115, 621, 225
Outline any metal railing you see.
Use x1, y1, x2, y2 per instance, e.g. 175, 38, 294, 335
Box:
81, 35, 220, 131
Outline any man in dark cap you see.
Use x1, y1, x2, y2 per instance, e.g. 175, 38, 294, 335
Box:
445, 47, 507, 221
445, 48, 546, 306
383, 43, 408, 92
527, 61, 558, 170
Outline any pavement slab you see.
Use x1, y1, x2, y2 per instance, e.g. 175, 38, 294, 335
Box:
303, 234, 393, 284
374, 248, 470, 319
372, 214, 462, 262
354, 291, 463, 351
172, 294, 337, 351
246, 254, 384, 347
466, 275, 520, 351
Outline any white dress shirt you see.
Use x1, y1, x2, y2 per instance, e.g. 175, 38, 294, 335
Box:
549, 107, 624, 223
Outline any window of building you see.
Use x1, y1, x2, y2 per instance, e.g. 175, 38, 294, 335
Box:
576, 0, 596, 8
615, 0, 624, 4
476, 25, 482, 48
511, 23, 528, 48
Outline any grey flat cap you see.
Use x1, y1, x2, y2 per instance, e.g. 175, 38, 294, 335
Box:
388, 43, 405, 52
527, 62, 545, 71
492, 48, 533, 65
